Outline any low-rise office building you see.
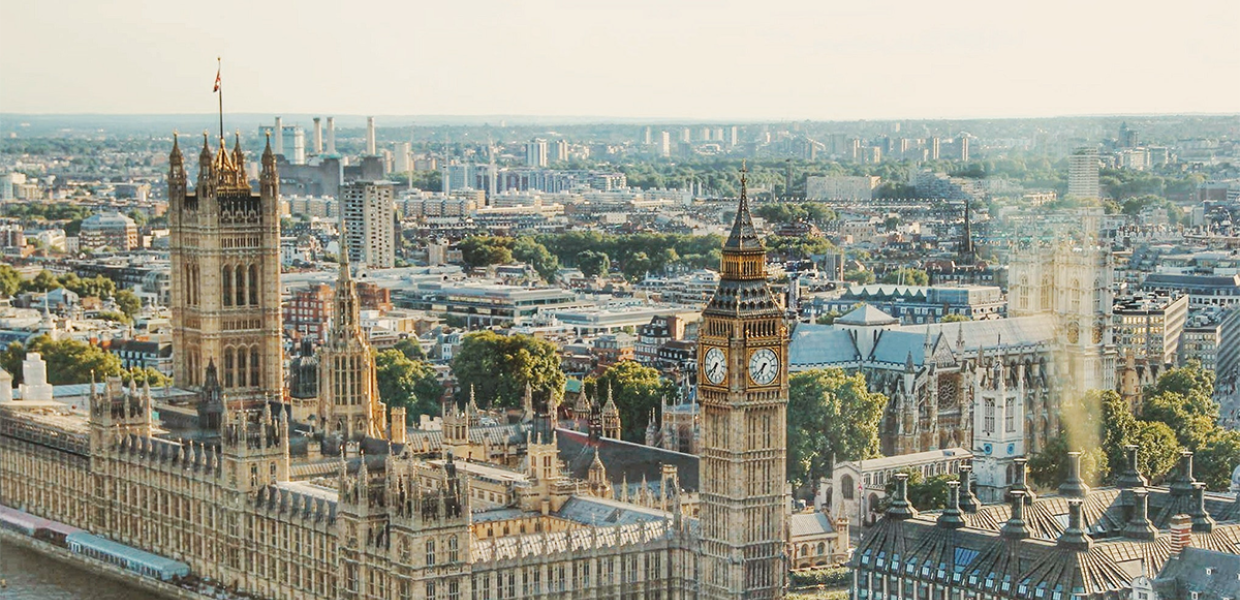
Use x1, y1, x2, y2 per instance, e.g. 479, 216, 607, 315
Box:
1113, 292, 1189, 369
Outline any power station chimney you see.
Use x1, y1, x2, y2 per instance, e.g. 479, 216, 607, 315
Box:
326, 117, 337, 155
366, 117, 376, 156
312, 117, 323, 155
274, 116, 284, 156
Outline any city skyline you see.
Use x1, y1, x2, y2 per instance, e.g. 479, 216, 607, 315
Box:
2, 1, 1238, 120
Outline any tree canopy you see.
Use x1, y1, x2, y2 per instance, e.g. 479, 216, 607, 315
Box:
375, 349, 444, 423
879, 268, 930, 286
586, 360, 676, 442
450, 331, 566, 409
2, 335, 123, 385
787, 368, 886, 489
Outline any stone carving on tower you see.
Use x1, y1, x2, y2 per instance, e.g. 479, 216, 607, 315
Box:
698, 165, 789, 600
169, 132, 284, 427
317, 223, 387, 441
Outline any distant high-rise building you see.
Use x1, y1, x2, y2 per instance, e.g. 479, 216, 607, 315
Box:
525, 139, 548, 167
642, 126, 652, 145
552, 139, 569, 163
681, 127, 692, 143
341, 180, 396, 269
1068, 147, 1101, 199
805, 176, 880, 201
660, 131, 671, 157
728, 126, 739, 147
958, 135, 970, 161
701, 127, 711, 141
1118, 121, 1138, 147
930, 136, 941, 160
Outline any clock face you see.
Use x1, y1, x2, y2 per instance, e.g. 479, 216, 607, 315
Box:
703, 347, 727, 385
748, 348, 780, 386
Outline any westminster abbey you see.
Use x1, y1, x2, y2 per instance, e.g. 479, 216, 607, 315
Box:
0, 137, 797, 599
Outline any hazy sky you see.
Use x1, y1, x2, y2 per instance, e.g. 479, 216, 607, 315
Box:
2, 0, 1238, 120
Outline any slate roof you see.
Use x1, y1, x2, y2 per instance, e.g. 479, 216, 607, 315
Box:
1152, 548, 1240, 600
835, 303, 900, 326
790, 512, 836, 538
556, 428, 699, 492
788, 326, 860, 367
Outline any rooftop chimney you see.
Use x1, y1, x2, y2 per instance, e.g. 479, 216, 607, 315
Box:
1123, 489, 1157, 540
1190, 482, 1216, 533
1058, 451, 1091, 498
326, 117, 336, 155
1116, 444, 1149, 490
1000, 490, 1030, 541
958, 464, 979, 513
885, 473, 917, 521
937, 481, 966, 529
1007, 458, 1036, 505
1169, 451, 1197, 499
1169, 514, 1193, 555
312, 117, 323, 155
1056, 499, 1092, 551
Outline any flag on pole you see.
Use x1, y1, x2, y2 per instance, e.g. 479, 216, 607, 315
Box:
213, 64, 221, 92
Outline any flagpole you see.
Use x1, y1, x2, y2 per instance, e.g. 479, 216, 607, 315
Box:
217, 57, 224, 143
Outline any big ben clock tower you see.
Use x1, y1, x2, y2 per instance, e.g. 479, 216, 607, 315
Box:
699, 166, 789, 600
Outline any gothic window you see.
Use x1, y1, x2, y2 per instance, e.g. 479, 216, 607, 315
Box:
1017, 276, 1029, 310
426, 539, 436, 566
235, 266, 246, 306
251, 347, 261, 387
983, 399, 995, 434
448, 535, 459, 563
249, 264, 259, 306
841, 475, 854, 500
425, 581, 436, 600
236, 350, 247, 389
224, 348, 234, 387
222, 266, 233, 307
1040, 275, 1052, 309
1071, 279, 1081, 313
1005, 398, 1015, 432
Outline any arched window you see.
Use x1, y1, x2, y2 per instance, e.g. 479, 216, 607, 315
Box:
236, 349, 248, 388
250, 346, 261, 387
817, 542, 826, 555
222, 266, 233, 306
1005, 398, 1015, 432
1040, 275, 1052, 309
800, 544, 808, 557
841, 475, 855, 500
425, 539, 436, 566
448, 535, 459, 563
984, 399, 995, 434
249, 264, 259, 306
223, 348, 234, 387
235, 266, 246, 306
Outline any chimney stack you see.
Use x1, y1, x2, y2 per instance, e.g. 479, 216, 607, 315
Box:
1056, 499, 1092, 550
1190, 482, 1216, 533
326, 117, 337, 155
274, 117, 284, 156
958, 464, 979, 513
1058, 451, 1090, 498
1169, 514, 1193, 555
1123, 489, 1157, 540
1000, 490, 1030, 540
885, 473, 917, 521
366, 117, 376, 156
1117, 444, 1148, 489
389, 407, 407, 445
312, 117, 323, 155
937, 481, 966, 529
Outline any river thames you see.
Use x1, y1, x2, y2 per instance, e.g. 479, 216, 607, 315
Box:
0, 538, 162, 600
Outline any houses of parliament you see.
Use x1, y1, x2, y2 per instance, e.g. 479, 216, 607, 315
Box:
0, 135, 794, 599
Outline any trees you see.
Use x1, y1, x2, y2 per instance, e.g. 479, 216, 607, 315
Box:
786, 368, 886, 489
754, 203, 836, 225
941, 314, 970, 323
457, 236, 514, 269
392, 338, 427, 361
879, 268, 929, 286
376, 349, 444, 423
1, 335, 123, 385
883, 470, 954, 511
0, 265, 20, 297
577, 250, 611, 278
843, 269, 875, 284
1028, 434, 1107, 489
511, 237, 560, 282
450, 331, 565, 409
57, 274, 116, 299
587, 360, 676, 442
19, 270, 62, 293
115, 289, 141, 319
815, 311, 843, 325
